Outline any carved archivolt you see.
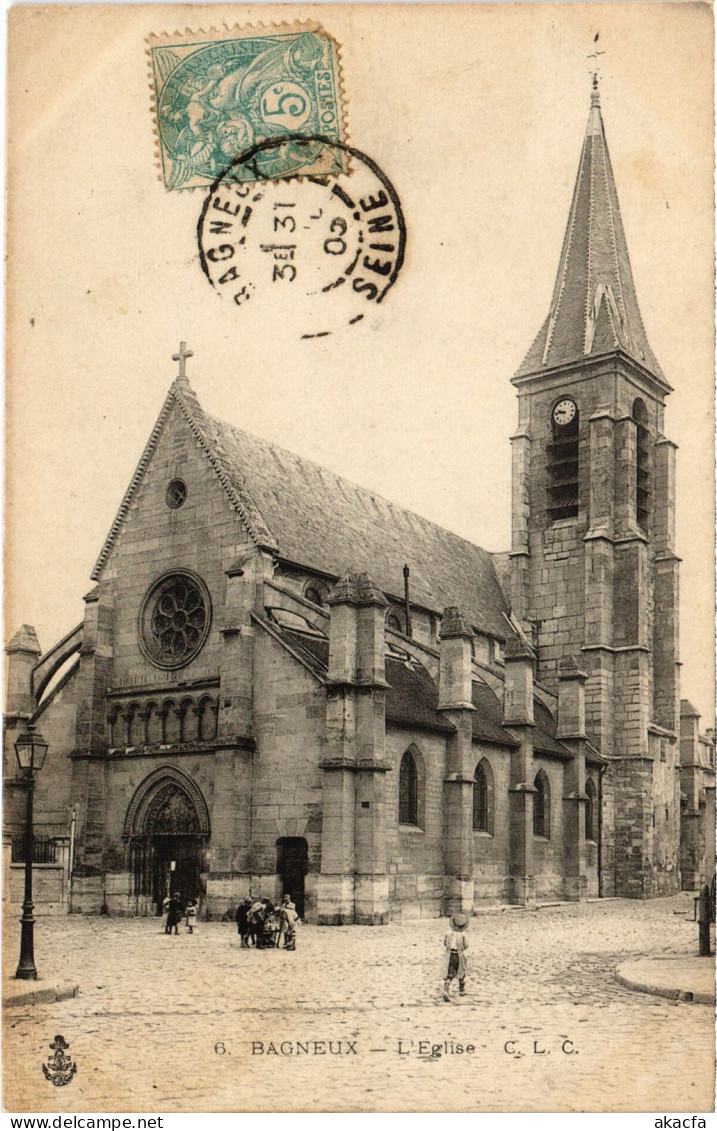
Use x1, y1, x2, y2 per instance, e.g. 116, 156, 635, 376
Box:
123, 765, 211, 838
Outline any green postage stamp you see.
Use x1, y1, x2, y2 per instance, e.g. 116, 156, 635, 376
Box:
148, 25, 346, 190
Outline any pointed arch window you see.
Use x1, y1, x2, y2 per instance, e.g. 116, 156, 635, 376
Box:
547, 400, 579, 521
473, 759, 494, 835
585, 777, 597, 842
633, 398, 651, 532
398, 747, 425, 828
533, 770, 551, 839
399, 749, 418, 826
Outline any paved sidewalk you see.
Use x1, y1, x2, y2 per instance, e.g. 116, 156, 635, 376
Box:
3, 981, 79, 1008
616, 954, 715, 1005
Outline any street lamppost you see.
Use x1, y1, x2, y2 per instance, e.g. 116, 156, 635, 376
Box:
14, 724, 49, 980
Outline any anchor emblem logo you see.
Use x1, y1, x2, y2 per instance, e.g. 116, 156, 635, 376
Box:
42, 1035, 77, 1087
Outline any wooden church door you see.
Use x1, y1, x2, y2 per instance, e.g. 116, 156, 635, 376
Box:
131, 782, 205, 914
276, 837, 308, 917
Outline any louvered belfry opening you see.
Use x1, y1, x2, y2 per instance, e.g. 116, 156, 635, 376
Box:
634, 398, 651, 532
547, 410, 579, 521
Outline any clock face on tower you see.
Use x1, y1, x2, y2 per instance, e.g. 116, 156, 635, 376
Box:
552, 398, 577, 427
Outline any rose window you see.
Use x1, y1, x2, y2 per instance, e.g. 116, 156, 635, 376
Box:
139, 571, 211, 669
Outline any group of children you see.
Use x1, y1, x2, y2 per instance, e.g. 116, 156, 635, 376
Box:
161, 891, 469, 998
235, 895, 300, 950
161, 893, 198, 935
161, 892, 299, 950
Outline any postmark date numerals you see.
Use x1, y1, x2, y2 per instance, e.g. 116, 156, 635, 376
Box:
197, 137, 406, 333
324, 217, 348, 256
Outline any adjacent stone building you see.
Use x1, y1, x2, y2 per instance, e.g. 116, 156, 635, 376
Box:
679, 701, 716, 891
4, 83, 713, 922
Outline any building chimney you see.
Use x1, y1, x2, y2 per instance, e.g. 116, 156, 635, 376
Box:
403, 564, 412, 638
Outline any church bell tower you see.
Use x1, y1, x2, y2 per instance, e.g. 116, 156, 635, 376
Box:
509, 79, 681, 898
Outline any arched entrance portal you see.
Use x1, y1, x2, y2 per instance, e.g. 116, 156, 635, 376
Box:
276, 837, 308, 918
125, 767, 210, 915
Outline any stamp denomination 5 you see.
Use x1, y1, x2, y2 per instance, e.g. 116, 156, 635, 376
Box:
148, 26, 346, 190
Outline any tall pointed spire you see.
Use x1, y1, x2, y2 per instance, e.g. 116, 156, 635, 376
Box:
515, 78, 664, 382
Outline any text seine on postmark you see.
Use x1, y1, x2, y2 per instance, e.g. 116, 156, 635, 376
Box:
148, 25, 346, 191
197, 136, 406, 337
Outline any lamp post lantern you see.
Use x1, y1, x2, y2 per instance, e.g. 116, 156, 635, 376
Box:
13, 724, 49, 980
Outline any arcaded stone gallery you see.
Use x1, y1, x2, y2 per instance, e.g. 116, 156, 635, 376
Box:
4, 86, 714, 923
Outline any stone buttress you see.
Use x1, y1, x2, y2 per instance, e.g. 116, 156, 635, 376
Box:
318, 571, 390, 924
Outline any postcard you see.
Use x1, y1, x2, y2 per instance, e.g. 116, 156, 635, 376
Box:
3, 2, 715, 1116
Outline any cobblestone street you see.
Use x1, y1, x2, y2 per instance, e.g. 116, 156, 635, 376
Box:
3, 895, 714, 1113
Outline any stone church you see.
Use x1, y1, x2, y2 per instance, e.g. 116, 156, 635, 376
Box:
4, 83, 714, 923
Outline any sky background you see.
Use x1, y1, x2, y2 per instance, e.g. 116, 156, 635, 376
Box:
5, 2, 715, 722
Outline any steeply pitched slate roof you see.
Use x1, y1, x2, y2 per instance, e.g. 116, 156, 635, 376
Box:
515, 85, 665, 384
93, 379, 510, 640
385, 658, 455, 733
258, 619, 586, 764
533, 699, 571, 759
275, 623, 522, 745
471, 682, 519, 748
208, 412, 510, 637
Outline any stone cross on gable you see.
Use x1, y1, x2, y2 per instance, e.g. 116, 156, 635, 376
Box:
173, 341, 193, 380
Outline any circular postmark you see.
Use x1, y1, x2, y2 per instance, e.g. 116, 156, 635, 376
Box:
197, 135, 406, 337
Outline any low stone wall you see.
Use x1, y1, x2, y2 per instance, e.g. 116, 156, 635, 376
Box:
7, 863, 68, 915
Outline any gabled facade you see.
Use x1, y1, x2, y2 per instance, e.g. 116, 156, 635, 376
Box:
4, 83, 711, 922
4, 370, 607, 923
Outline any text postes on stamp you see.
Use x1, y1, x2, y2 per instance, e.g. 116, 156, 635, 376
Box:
148, 26, 345, 191
197, 136, 406, 337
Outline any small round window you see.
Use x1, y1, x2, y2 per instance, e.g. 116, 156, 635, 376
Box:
139, 571, 211, 669
166, 479, 187, 509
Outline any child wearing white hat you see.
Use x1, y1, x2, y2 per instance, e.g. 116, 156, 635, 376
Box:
442, 912, 469, 1001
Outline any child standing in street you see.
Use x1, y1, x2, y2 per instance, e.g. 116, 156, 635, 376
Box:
280, 894, 299, 951
185, 899, 197, 934
165, 892, 182, 935
442, 912, 469, 1001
